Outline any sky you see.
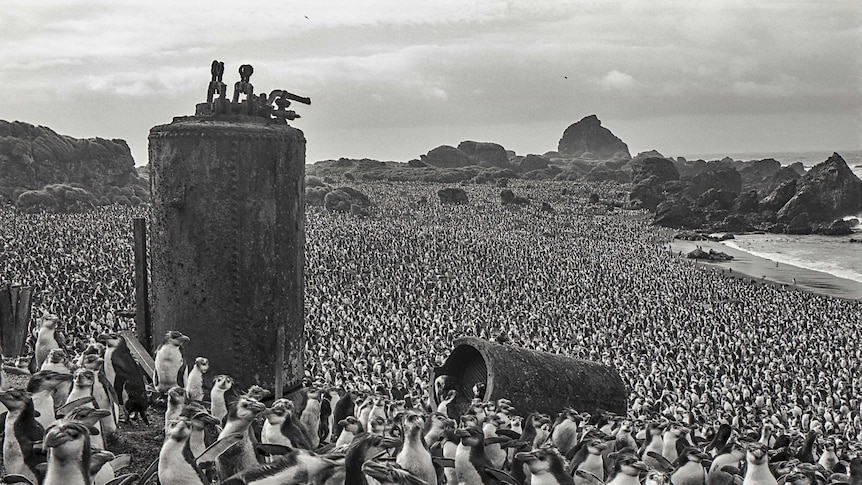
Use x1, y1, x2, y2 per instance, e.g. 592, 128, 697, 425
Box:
1, 0, 860, 166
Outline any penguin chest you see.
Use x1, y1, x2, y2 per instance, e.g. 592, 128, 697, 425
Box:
552, 423, 577, 450
455, 447, 484, 485
104, 348, 116, 384
397, 445, 436, 484
159, 447, 204, 485
3, 416, 28, 475
532, 473, 563, 485
743, 465, 777, 485
579, 454, 604, 478
155, 347, 183, 388
262, 421, 292, 446
35, 332, 58, 362
33, 392, 56, 428
186, 370, 203, 400
672, 463, 705, 485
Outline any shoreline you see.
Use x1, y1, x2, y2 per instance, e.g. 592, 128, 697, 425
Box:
669, 237, 862, 301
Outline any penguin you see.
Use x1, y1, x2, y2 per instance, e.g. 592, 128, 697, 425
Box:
396, 412, 437, 485
262, 398, 313, 450
455, 425, 513, 485
517, 446, 577, 485
26, 370, 73, 430
671, 448, 709, 485
437, 390, 458, 420
42, 422, 92, 485
606, 455, 648, 485
221, 446, 340, 485
483, 413, 508, 469
704, 424, 732, 457
186, 357, 209, 402
742, 443, 777, 485
614, 421, 637, 454
641, 422, 666, 470
154, 331, 190, 395
80, 353, 120, 439
357, 394, 375, 431
180, 403, 221, 458
211, 374, 235, 423
368, 394, 388, 426
363, 460, 429, 485
709, 441, 745, 474
0, 389, 45, 483
97, 333, 149, 424
662, 422, 689, 464
65, 368, 108, 450
553, 408, 583, 457
332, 389, 356, 441
368, 415, 388, 436
345, 433, 412, 485
424, 412, 454, 449
216, 395, 267, 479
795, 431, 818, 464
848, 458, 861, 485
300, 388, 322, 448
319, 389, 333, 444
165, 386, 188, 432
39, 348, 74, 406
570, 438, 608, 484
818, 438, 838, 471
336, 415, 365, 447
159, 416, 245, 485
30, 313, 66, 373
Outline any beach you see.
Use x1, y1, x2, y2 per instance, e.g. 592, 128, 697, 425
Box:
670, 236, 862, 300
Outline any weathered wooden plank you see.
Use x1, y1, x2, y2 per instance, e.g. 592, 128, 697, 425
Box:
14, 287, 33, 357
0, 283, 11, 355
119, 330, 155, 382
133, 218, 152, 353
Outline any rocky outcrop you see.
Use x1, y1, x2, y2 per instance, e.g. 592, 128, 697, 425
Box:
321, 186, 372, 213
437, 187, 469, 204
682, 167, 742, 199
629, 178, 665, 211
457, 141, 510, 169
500, 189, 529, 205
777, 153, 862, 223
0, 120, 147, 206
654, 200, 704, 229
557, 115, 631, 160
515, 154, 551, 172
420, 145, 473, 168
762, 179, 797, 212
696, 188, 736, 210
630, 157, 679, 185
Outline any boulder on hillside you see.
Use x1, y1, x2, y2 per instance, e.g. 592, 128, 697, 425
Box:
437, 187, 469, 204
654, 200, 704, 229
500, 189, 529, 205
733, 190, 760, 213
631, 150, 666, 161
630, 157, 679, 185
557, 115, 631, 160
457, 141, 510, 169
820, 219, 853, 236
324, 186, 372, 213
785, 212, 813, 235
683, 167, 742, 199
516, 154, 551, 172
697, 188, 737, 210
777, 153, 862, 223
762, 179, 797, 212
629, 177, 665, 211
420, 145, 473, 168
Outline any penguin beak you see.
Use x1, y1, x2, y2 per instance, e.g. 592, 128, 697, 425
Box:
455, 429, 471, 438
632, 461, 649, 472
96, 333, 110, 343
515, 451, 537, 462
594, 442, 608, 451
44, 428, 74, 448
338, 419, 350, 427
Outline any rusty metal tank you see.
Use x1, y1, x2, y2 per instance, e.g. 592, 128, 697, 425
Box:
431, 337, 627, 417
148, 62, 310, 392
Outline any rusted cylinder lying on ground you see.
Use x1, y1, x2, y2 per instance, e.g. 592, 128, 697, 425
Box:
431, 337, 627, 416
148, 115, 305, 391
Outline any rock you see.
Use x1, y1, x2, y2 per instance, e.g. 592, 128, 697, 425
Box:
712, 214, 752, 233
762, 179, 797, 212
788, 162, 806, 175
557, 114, 631, 160
687, 247, 734, 261
584, 166, 628, 182
706, 232, 735, 241
632, 150, 666, 161
500, 189, 529, 205
437, 187, 469, 204
674, 232, 707, 241
540, 202, 555, 213
629, 177, 665, 211
819, 219, 853, 236
697, 188, 737, 210
323, 186, 372, 213
0, 120, 146, 203
349, 203, 370, 217
654, 200, 704, 229
683, 167, 742, 199
421, 145, 473, 168
733, 190, 760, 213
517, 154, 551, 172
630, 157, 679, 185
589, 193, 600, 204
496, 178, 509, 188
785, 212, 813, 235
457, 141, 511, 169
407, 159, 428, 168
777, 153, 862, 223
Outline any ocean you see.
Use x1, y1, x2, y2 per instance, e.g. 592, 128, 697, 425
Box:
674, 149, 862, 297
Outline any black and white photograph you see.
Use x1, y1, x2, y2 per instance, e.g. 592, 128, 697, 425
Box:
0, 1, 860, 484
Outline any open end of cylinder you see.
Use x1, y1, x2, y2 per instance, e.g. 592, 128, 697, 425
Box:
435, 344, 488, 415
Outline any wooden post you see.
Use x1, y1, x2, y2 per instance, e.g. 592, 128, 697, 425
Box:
0, 284, 33, 357
0, 283, 11, 355
133, 218, 152, 353
15, 287, 33, 356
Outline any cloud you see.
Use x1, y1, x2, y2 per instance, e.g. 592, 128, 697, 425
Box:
600, 70, 637, 91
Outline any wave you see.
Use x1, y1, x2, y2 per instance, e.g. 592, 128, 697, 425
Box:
723, 239, 862, 284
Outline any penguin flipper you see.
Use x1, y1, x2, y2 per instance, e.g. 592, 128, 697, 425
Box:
255, 443, 294, 457
55, 396, 98, 417
176, 362, 187, 389
105, 473, 140, 485
1, 474, 36, 485
497, 429, 521, 440
431, 457, 455, 468
0, 412, 6, 436
647, 452, 675, 474
55, 330, 68, 352
138, 458, 159, 485
485, 467, 522, 485
195, 432, 245, 465
109, 453, 132, 472
575, 469, 605, 485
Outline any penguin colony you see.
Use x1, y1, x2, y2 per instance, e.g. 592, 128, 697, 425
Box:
3, 328, 862, 485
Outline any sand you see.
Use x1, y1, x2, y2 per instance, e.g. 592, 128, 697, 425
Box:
670, 238, 862, 300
